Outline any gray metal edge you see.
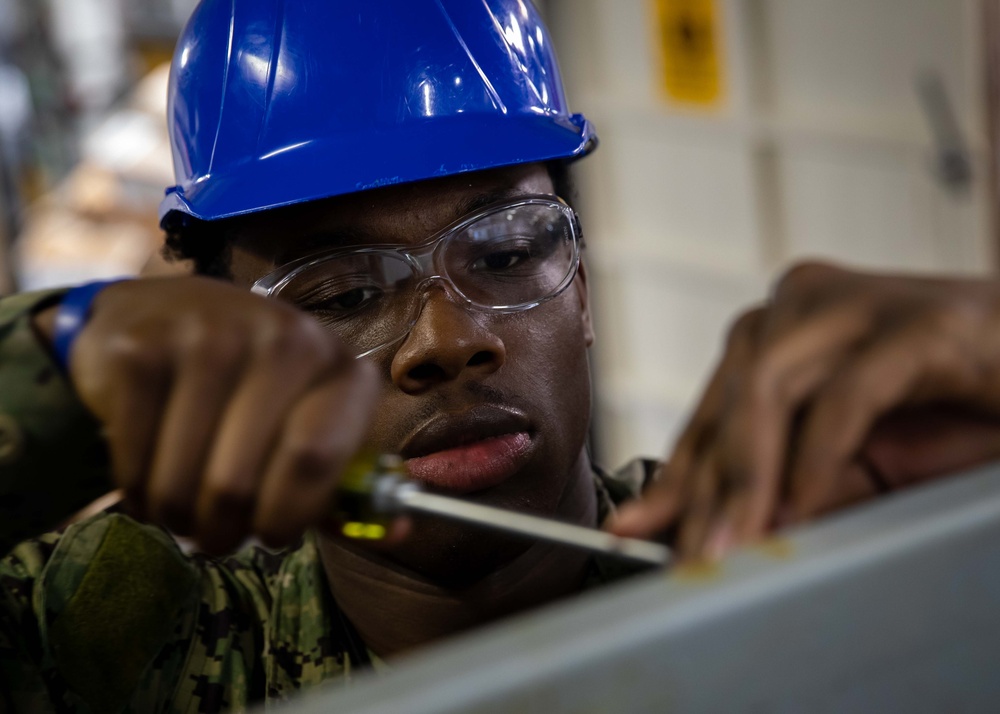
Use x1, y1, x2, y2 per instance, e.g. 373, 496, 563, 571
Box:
282, 463, 1000, 713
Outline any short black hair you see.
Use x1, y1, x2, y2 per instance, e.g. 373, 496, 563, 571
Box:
162, 162, 578, 278
161, 211, 238, 279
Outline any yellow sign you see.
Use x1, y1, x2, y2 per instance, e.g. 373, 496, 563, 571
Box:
654, 0, 725, 107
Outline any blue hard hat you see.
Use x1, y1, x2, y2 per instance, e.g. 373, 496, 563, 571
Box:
160, 0, 597, 223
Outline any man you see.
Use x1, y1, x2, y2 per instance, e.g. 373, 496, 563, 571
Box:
3, 0, 1000, 711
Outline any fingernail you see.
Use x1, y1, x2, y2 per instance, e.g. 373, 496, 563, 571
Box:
705, 524, 733, 562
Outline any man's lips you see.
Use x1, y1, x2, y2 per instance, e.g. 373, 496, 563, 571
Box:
399, 407, 535, 493
404, 432, 533, 493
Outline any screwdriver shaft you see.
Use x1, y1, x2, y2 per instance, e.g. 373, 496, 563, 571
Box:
394, 488, 671, 567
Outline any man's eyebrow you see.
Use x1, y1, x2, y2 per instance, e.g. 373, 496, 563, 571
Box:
278, 188, 523, 261
281, 228, 376, 261
454, 188, 523, 218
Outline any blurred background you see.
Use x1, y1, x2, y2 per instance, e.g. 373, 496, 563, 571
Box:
0, 0, 194, 296
0, 0, 996, 468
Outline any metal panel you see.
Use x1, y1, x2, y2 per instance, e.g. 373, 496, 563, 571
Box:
283, 463, 1000, 713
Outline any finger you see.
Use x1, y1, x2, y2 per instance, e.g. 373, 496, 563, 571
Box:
700, 447, 761, 558
818, 462, 879, 513
715, 303, 873, 541
863, 407, 1000, 487
252, 361, 379, 548
768, 261, 850, 315
787, 325, 969, 519
101, 348, 171, 506
677, 456, 721, 561
702, 497, 741, 561
685, 447, 768, 561
193, 322, 344, 554
145, 336, 245, 535
607, 456, 695, 538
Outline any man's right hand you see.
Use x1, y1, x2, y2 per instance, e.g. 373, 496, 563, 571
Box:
35, 277, 379, 555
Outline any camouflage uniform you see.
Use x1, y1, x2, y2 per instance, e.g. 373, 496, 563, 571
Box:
0, 291, 653, 713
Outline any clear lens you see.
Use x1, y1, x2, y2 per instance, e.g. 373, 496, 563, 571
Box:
445, 203, 575, 308
278, 252, 419, 349
263, 198, 579, 355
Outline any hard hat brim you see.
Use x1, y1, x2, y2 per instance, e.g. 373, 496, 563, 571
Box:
160, 113, 597, 223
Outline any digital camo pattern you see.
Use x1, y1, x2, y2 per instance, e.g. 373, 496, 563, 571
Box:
0, 513, 365, 713
0, 291, 656, 712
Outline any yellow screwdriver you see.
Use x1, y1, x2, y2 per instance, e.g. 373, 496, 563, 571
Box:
333, 452, 671, 567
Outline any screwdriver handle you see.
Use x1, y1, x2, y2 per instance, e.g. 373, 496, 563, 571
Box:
331, 451, 412, 540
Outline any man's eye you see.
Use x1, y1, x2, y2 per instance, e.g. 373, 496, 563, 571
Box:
304, 286, 383, 313
475, 250, 530, 271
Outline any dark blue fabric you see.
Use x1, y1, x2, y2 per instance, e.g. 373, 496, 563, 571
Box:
52, 279, 129, 372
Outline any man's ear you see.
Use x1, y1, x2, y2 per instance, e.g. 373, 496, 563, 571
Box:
575, 259, 595, 347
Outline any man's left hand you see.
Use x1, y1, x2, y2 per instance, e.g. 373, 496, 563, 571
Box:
608, 262, 1000, 559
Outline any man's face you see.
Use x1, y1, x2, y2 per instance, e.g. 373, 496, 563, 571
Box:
227, 164, 595, 582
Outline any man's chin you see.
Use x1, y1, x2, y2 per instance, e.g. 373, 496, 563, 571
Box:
376, 514, 534, 588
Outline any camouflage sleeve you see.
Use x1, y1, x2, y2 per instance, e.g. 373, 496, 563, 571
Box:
595, 458, 659, 521
0, 290, 112, 556
0, 531, 65, 712
0, 512, 284, 713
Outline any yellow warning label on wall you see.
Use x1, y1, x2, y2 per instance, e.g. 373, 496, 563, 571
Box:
654, 0, 725, 107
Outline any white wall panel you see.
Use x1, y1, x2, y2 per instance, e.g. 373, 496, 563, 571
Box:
555, 0, 659, 101
599, 397, 686, 468
779, 145, 939, 270
761, 0, 978, 135
778, 144, 989, 273
930, 159, 992, 272
604, 124, 763, 271
588, 258, 765, 467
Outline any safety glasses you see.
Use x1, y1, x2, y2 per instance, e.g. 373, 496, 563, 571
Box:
251, 195, 582, 358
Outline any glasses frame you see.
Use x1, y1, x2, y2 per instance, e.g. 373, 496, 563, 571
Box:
251, 194, 583, 358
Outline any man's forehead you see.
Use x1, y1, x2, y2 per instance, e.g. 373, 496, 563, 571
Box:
233, 164, 554, 263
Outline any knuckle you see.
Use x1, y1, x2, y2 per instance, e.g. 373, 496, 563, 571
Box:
809, 390, 857, 431
147, 492, 194, 534
257, 314, 331, 366
282, 438, 342, 484
104, 332, 170, 376
252, 514, 300, 549
753, 349, 796, 406
721, 463, 755, 494
919, 304, 970, 339
684, 496, 715, 520
773, 260, 840, 301
183, 327, 246, 370
741, 356, 780, 408
202, 477, 255, 514
724, 307, 765, 349
837, 359, 891, 402
741, 332, 809, 408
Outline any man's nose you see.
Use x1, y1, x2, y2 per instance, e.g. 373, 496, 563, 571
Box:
390, 289, 506, 394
